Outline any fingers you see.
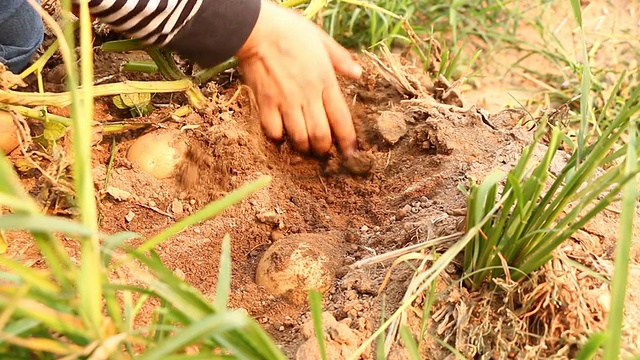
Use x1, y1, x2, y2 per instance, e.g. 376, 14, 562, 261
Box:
281, 104, 310, 153
321, 32, 362, 79
243, 61, 284, 141
258, 96, 284, 141
303, 96, 333, 155
323, 79, 357, 157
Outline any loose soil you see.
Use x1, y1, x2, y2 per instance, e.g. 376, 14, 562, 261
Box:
3, 1, 640, 358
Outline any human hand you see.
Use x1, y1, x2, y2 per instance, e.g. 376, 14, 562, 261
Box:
235, 0, 362, 157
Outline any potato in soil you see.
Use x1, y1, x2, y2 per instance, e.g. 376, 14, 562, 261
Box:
255, 233, 344, 305
127, 129, 189, 179
0, 112, 19, 155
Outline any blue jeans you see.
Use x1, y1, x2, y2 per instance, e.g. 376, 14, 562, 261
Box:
0, 0, 44, 73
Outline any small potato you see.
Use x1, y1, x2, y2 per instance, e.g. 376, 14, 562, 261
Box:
0, 111, 19, 155
256, 233, 344, 305
127, 129, 188, 179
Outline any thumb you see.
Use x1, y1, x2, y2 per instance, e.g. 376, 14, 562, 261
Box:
322, 33, 362, 79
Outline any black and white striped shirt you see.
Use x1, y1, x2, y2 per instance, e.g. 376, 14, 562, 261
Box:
77, 0, 262, 67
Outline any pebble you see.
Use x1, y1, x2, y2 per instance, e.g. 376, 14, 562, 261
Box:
125, 210, 135, 222
257, 211, 280, 225
171, 199, 184, 215
411, 207, 420, 214
174, 268, 186, 280
360, 225, 369, 232
396, 208, 409, 221
148, 200, 157, 207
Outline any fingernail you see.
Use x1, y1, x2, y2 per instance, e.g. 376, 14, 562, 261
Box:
353, 64, 362, 78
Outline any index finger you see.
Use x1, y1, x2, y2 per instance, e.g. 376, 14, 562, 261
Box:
323, 79, 357, 157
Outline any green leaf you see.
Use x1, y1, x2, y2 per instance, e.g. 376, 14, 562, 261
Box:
0, 213, 103, 239
215, 234, 232, 310
575, 332, 606, 360
102, 231, 141, 269
138, 312, 247, 360
112, 95, 127, 109
138, 175, 271, 252
399, 326, 421, 360
603, 120, 637, 360
309, 290, 327, 360
43, 121, 67, 142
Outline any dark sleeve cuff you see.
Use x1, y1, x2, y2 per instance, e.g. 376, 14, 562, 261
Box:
165, 0, 261, 67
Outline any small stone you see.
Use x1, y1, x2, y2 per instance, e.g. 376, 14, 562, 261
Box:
360, 225, 369, 232
411, 207, 420, 214
171, 199, 184, 215
194, 228, 201, 234
396, 208, 409, 221
106, 186, 131, 201
279, 326, 285, 331
376, 111, 408, 144
257, 211, 280, 225
125, 210, 135, 222
190, 199, 196, 205
148, 200, 157, 207
174, 268, 186, 280
236, 308, 249, 316
271, 230, 284, 241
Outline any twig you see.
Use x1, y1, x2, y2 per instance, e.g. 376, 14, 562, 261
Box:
136, 203, 175, 219
318, 171, 328, 193
349, 232, 462, 269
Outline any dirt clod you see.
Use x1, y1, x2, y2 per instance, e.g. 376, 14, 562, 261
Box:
296, 312, 363, 360
342, 151, 375, 175
376, 111, 408, 144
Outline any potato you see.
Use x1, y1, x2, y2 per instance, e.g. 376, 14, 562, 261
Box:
127, 129, 188, 179
255, 233, 344, 305
0, 111, 19, 155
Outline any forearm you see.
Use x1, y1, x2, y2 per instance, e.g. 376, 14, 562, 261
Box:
79, 0, 261, 67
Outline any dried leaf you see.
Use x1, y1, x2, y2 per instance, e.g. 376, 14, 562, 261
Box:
0, 64, 27, 90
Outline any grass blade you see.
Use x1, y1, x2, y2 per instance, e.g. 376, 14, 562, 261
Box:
138, 312, 248, 360
399, 326, 421, 360
215, 234, 232, 310
309, 290, 327, 360
576, 332, 606, 360
138, 175, 271, 252
603, 121, 637, 360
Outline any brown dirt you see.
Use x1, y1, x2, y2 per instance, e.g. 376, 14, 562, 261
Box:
3, 6, 640, 358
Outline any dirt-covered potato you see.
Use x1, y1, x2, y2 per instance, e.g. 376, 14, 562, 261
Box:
255, 233, 344, 305
126, 129, 188, 179
0, 112, 19, 155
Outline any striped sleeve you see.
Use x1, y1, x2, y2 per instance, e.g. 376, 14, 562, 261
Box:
80, 0, 262, 67
84, 0, 203, 46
